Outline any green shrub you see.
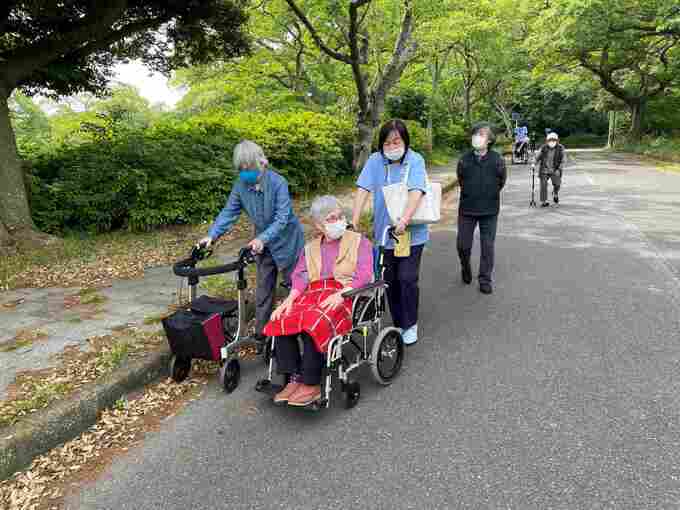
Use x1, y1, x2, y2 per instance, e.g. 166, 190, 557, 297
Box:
561, 133, 607, 148
621, 136, 680, 163
28, 111, 354, 233
434, 122, 467, 151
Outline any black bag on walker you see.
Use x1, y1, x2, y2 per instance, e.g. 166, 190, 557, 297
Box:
162, 296, 233, 361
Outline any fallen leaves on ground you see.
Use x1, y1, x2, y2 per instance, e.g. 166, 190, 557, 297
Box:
0, 376, 205, 510
2, 220, 253, 291
0, 328, 165, 428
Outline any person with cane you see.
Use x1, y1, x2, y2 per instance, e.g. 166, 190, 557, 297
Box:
534, 132, 565, 207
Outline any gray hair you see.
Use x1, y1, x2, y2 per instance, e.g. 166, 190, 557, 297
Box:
309, 195, 348, 223
233, 140, 268, 171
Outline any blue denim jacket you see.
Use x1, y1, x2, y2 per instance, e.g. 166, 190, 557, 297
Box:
208, 169, 304, 272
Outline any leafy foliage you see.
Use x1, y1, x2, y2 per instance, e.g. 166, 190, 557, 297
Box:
26, 109, 353, 234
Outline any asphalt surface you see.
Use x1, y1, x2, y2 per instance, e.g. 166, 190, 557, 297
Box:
68, 150, 680, 509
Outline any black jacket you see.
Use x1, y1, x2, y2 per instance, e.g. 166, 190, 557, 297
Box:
457, 149, 507, 216
535, 144, 565, 175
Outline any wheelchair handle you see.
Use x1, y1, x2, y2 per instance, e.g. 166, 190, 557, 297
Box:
381, 226, 400, 246
342, 280, 386, 299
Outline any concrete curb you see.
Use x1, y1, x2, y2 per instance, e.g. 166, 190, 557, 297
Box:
0, 347, 172, 481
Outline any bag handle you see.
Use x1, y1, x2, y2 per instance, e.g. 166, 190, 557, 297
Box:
385, 160, 431, 188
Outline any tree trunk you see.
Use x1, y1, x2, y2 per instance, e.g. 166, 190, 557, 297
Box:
629, 100, 644, 141
494, 102, 513, 139
0, 219, 11, 247
354, 116, 375, 172
0, 89, 35, 236
607, 110, 618, 148
463, 85, 471, 127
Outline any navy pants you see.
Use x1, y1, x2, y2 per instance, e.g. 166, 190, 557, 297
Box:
457, 214, 498, 285
255, 249, 292, 336
274, 334, 324, 385
383, 244, 424, 330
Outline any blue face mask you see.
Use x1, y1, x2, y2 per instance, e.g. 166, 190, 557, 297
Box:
239, 169, 260, 185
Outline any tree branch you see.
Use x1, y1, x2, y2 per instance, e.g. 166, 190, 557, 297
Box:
371, 0, 417, 115
3, 0, 131, 87
283, 0, 353, 64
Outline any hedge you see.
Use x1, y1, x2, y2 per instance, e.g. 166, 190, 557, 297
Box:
29, 111, 354, 233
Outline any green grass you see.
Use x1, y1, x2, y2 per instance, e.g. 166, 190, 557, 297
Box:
429, 148, 458, 167
95, 339, 130, 373
562, 134, 607, 148
0, 338, 34, 352
620, 136, 680, 165
0, 380, 74, 428
200, 275, 238, 298
143, 313, 167, 325
78, 288, 108, 305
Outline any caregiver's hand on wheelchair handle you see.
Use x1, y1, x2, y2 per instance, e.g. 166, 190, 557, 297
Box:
394, 218, 409, 235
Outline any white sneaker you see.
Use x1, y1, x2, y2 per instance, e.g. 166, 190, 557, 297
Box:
402, 324, 418, 345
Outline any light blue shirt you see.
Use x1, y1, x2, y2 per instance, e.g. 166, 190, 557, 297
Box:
208, 169, 304, 271
357, 149, 429, 249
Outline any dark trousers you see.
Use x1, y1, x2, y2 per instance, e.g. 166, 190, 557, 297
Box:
540, 171, 562, 203
255, 249, 292, 336
274, 334, 324, 385
383, 244, 424, 330
457, 214, 498, 285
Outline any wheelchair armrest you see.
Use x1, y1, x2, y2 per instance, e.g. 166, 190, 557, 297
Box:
342, 280, 386, 299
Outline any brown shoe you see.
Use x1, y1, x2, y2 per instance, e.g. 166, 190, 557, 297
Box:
287, 384, 321, 407
273, 382, 301, 404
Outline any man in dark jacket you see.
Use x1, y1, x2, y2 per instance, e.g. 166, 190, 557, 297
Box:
534, 132, 565, 207
456, 122, 507, 294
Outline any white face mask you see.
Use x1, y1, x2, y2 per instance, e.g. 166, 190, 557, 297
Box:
384, 147, 405, 161
324, 219, 347, 240
548, 141, 557, 148
471, 134, 487, 150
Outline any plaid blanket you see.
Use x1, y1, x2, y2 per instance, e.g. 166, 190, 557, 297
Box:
263, 279, 352, 353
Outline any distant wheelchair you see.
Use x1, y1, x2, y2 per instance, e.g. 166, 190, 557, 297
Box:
512, 139, 530, 165
255, 226, 405, 411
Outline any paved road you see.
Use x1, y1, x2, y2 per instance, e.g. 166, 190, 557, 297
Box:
68, 150, 680, 509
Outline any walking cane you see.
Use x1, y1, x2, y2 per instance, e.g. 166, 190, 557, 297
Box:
530, 164, 536, 207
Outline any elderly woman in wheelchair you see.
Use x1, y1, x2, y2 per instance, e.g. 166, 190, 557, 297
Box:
257, 195, 405, 410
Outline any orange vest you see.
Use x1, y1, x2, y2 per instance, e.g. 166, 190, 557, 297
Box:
304, 231, 362, 287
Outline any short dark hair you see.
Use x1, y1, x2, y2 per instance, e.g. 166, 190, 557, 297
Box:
378, 119, 411, 161
471, 122, 496, 146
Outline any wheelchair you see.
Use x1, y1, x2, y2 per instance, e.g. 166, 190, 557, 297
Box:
254, 226, 405, 411
511, 139, 530, 165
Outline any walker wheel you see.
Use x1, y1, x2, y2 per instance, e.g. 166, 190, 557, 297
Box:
169, 355, 191, 382
344, 382, 360, 409
220, 359, 240, 394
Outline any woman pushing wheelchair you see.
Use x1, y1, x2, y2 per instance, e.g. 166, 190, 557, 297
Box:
263, 195, 374, 407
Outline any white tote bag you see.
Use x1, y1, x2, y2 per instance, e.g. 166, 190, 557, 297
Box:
383, 163, 441, 225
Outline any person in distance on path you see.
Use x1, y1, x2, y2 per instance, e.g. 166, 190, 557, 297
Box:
456, 122, 507, 295
534, 132, 565, 207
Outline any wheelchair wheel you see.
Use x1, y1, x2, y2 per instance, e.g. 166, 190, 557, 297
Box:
169, 355, 191, 383
219, 359, 240, 393
370, 327, 404, 385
